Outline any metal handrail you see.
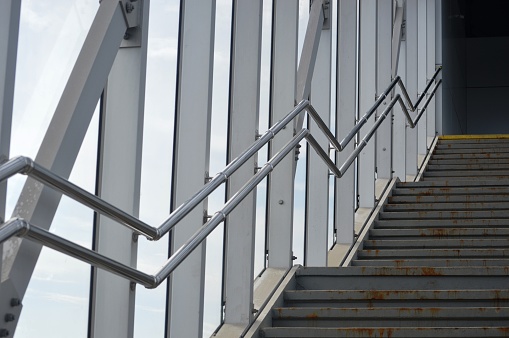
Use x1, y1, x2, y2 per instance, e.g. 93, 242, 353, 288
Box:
0, 68, 442, 289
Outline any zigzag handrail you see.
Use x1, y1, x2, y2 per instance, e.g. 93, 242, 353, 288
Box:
0, 67, 442, 289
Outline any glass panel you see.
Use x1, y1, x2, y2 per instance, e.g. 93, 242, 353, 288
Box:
134, 0, 179, 336
8, 1, 99, 337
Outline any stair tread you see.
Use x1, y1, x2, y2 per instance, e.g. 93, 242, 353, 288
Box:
261, 327, 509, 337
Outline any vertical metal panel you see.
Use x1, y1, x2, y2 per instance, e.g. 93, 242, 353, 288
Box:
405, 0, 418, 177
306, 2, 332, 267
266, 0, 298, 269
167, 0, 215, 336
335, 0, 357, 245
0, 0, 19, 223
417, 0, 427, 156
224, 0, 262, 325
427, 0, 436, 141
393, 42, 407, 181
392, 3, 406, 181
376, 0, 393, 180
435, 0, 442, 135
0, 1, 20, 335
90, 1, 149, 337
0, 2, 127, 333
358, 0, 376, 208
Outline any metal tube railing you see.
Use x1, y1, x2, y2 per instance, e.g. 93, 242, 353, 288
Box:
0, 67, 442, 290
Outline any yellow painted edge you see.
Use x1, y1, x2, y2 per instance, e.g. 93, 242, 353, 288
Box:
439, 134, 509, 140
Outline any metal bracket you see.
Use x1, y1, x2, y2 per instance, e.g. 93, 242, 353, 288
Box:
120, 0, 143, 48
311, 0, 331, 30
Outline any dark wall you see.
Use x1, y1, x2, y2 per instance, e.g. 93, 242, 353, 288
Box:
442, 0, 509, 135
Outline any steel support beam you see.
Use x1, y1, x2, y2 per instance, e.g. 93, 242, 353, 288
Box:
266, 0, 298, 269
223, 0, 262, 326
417, 0, 427, 156
335, 0, 357, 245
392, 3, 406, 181
426, 0, 436, 142
90, 1, 149, 337
167, 0, 215, 336
358, 0, 377, 208
375, 0, 393, 180
305, 2, 331, 267
0, 1, 128, 335
405, 0, 418, 177
0, 3, 21, 335
0, 0, 19, 223
295, 0, 325, 129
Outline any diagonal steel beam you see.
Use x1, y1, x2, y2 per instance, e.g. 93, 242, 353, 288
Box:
1, 1, 129, 334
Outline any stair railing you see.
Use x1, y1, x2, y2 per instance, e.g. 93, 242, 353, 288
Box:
0, 66, 442, 289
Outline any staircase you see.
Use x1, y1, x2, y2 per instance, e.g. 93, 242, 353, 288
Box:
259, 136, 509, 337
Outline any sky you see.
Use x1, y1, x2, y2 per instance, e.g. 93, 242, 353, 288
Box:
5, 0, 319, 337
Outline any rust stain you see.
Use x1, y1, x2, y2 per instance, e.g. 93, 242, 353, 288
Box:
346, 328, 375, 337
421, 267, 443, 276
429, 308, 441, 316
306, 312, 319, 319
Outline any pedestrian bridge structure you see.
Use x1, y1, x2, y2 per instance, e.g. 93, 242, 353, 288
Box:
1, 0, 508, 337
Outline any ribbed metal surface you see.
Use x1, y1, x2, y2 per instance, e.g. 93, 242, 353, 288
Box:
259, 138, 509, 337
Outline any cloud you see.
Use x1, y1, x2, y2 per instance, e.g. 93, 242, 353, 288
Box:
148, 37, 178, 60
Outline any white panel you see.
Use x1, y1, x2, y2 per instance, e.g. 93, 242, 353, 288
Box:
168, 0, 215, 336
417, 0, 427, 156
224, 0, 262, 325
435, 0, 443, 135
90, 1, 149, 337
2, 0, 127, 320
266, 0, 298, 269
376, 0, 393, 180
426, 0, 436, 142
393, 41, 406, 181
405, 0, 418, 177
335, 0, 356, 245
0, 0, 19, 222
306, 4, 332, 267
358, 0, 376, 208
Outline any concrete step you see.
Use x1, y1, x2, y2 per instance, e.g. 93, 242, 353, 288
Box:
436, 142, 509, 149
434, 147, 509, 154
396, 180, 509, 188
260, 327, 509, 337
363, 238, 509, 249
427, 163, 509, 170
423, 170, 509, 177
295, 267, 509, 290
374, 219, 509, 228
384, 201, 509, 211
379, 210, 509, 220
356, 248, 509, 259
431, 152, 509, 160
388, 194, 509, 203
284, 289, 509, 306
270, 307, 509, 328
428, 158, 509, 165
369, 227, 509, 238
351, 258, 509, 267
